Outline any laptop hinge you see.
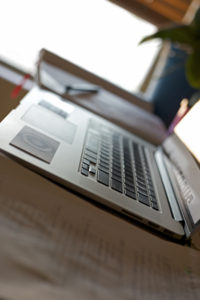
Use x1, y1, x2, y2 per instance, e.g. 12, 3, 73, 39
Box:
155, 148, 183, 221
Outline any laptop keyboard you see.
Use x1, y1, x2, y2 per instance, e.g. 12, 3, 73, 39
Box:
80, 122, 159, 211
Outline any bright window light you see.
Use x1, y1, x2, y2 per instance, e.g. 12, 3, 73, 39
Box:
1, 0, 160, 91
175, 100, 200, 164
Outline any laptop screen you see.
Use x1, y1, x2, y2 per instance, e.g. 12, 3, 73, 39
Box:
173, 100, 200, 226
174, 100, 200, 165
163, 100, 200, 228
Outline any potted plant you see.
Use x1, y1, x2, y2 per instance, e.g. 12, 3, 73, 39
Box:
139, 8, 200, 126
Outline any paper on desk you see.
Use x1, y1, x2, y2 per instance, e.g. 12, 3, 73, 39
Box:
39, 61, 166, 145
0, 154, 200, 300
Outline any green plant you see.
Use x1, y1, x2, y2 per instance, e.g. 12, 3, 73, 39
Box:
139, 8, 200, 88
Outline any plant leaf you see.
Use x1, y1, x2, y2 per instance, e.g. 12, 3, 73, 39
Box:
191, 7, 200, 29
139, 25, 195, 46
186, 48, 200, 88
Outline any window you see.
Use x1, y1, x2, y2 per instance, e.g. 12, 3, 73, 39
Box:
1, 0, 160, 92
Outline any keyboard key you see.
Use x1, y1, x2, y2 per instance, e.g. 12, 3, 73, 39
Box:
82, 163, 89, 170
136, 179, 146, 188
125, 174, 134, 182
152, 202, 159, 210
84, 150, 97, 160
150, 195, 157, 204
145, 169, 152, 177
136, 174, 146, 184
124, 165, 132, 173
85, 146, 98, 155
112, 169, 122, 178
125, 183, 135, 193
81, 168, 89, 176
101, 144, 110, 152
149, 188, 156, 196
100, 157, 109, 165
125, 190, 136, 199
136, 180, 147, 190
98, 165, 109, 173
124, 168, 133, 176
137, 187, 148, 196
101, 142, 110, 149
147, 182, 154, 190
97, 169, 109, 186
124, 158, 131, 164
84, 154, 97, 164
112, 150, 120, 156
100, 149, 110, 156
87, 137, 98, 149
82, 158, 90, 165
135, 170, 144, 179
113, 156, 120, 163
113, 164, 121, 172
138, 193, 150, 206
112, 160, 121, 167
111, 173, 122, 182
111, 178, 122, 193
100, 153, 110, 160
89, 166, 96, 175
124, 178, 134, 187
125, 174, 133, 182
99, 160, 109, 169
135, 164, 143, 172
113, 147, 120, 153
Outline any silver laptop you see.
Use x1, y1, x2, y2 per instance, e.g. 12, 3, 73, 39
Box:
0, 87, 199, 241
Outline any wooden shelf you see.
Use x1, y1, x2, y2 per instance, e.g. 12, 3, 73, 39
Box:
109, 0, 198, 26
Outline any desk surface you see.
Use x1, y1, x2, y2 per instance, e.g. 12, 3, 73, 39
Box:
1, 52, 200, 300
0, 152, 200, 300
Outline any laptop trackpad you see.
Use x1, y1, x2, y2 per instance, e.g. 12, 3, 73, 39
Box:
22, 105, 77, 144
10, 125, 60, 163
